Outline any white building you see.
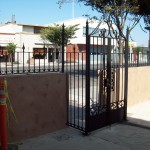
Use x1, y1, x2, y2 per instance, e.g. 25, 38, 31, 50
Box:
0, 21, 54, 64
55, 17, 112, 44
54, 17, 116, 62
0, 17, 116, 63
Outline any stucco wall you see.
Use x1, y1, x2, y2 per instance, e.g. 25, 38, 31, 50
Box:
128, 66, 150, 106
4, 73, 68, 142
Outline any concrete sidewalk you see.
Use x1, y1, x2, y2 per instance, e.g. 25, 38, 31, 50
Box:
18, 124, 150, 150
18, 101, 150, 150
127, 100, 150, 128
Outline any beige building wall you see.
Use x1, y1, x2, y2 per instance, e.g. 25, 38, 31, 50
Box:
4, 73, 68, 143
98, 66, 150, 107
128, 66, 150, 106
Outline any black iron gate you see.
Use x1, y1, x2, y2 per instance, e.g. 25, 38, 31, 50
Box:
65, 21, 128, 133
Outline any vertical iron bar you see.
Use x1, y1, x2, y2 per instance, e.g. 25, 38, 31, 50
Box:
66, 51, 68, 72
58, 54, 59, 71
96, 37, 98, 106
48, 49, 50, 71
69, 52, 72, 125
107, 38, 111, 125
22, 44, 25, 73
34, 53, 35, 73
62, 24, 65, 73
103, 32, 106, 108
85, 20, 90, 134
39, 52, 40, 72
34, 52, 35, 73
92, 37, 94, 105
28, 52, 30, 72
131, 53, 134, 66
0, 56, 1, 75
137, 51, 139, 67
66, 72, 69, 126
73, 45, 75, 126
28, 52, 31, 72
66, 51, 69, 125
124, 28, 129, 120
53, 51, 54, 71
44, 44, 45, 72
81, 52, 84, 129
5, 55, 7, 75
17, 52, 19, 74
70, 52, 75, 127
0, 46, 0, 74
11, 52, 14, 74
78, 52, 79, 127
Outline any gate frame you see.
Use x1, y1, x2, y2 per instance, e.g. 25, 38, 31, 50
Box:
85, 20, 91, 134
84, 20, 129, 133
64, 20, 129, 134
124, 28, 129, 120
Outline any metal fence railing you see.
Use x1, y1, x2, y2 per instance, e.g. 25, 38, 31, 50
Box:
111, 52, 150, 68
0, 51, 150, 75
0, 51, 63, 75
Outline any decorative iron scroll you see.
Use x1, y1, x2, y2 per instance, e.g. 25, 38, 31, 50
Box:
90, 68, 124, 115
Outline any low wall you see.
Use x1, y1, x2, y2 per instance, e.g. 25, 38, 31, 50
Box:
4, 73, 68, 142
128, 66, 150, 106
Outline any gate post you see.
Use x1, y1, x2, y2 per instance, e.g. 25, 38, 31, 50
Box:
107, 38, 111, 125
61, 24, 65, 73
85, 20, 90, 134
124, 28, 129, 120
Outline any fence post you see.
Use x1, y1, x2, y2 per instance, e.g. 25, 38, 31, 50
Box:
11, 52, 14, 74
107, 38, 111, 125
61, 24, 65, 73
137, 51, 139, 67
85, 20, 90, 134
22, 44, 25, 73
43, 44, 46, 72
124, 28, 129, 121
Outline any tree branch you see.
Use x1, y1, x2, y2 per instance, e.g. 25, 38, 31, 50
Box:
128, 16, 142, 33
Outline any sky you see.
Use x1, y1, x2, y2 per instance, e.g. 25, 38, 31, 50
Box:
0, 0, 149, 47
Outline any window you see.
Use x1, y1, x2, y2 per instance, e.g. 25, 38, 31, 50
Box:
33, 48, 47, 59
83, 27, 110, 36
34, 27, 42, 34
83, 27, 86, 35
83, 27, 99, 36
90, 47, 104, 54
0, 47, 7, 56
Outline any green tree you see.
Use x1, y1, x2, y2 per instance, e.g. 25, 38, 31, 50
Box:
138, 0, 150, 25
40, 24, 79, 46
6, 43, 17, 63
58, 0, 149, 63
133, 46, 143, 54
40, 24, 79, 61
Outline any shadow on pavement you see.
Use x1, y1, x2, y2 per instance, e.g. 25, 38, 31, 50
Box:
123, 117, 150, 130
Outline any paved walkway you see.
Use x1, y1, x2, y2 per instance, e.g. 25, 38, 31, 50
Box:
18, 101, 150, 150
127, 100, 150, 128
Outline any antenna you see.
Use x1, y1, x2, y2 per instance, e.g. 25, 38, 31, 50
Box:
11, 14, 16, 23
72, 0, 74, 19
